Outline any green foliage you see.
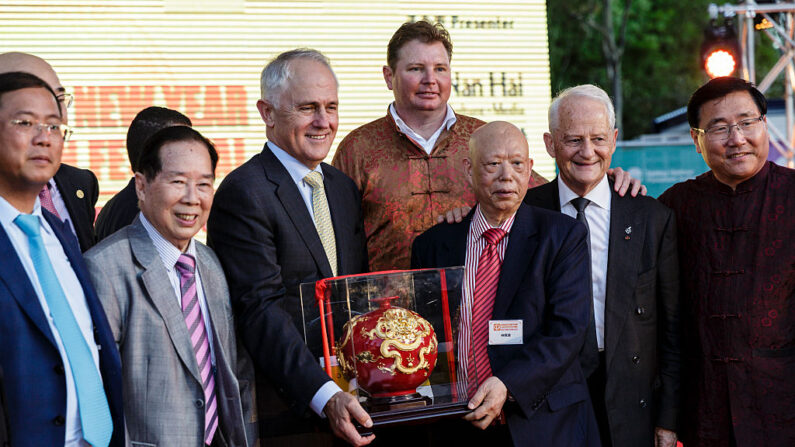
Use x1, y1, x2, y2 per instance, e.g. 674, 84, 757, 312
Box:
548, 0, 783, 139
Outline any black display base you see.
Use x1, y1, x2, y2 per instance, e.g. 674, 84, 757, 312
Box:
355, 400, 472, 436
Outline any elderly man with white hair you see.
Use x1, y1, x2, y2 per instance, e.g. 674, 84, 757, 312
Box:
524, 84, 681, 447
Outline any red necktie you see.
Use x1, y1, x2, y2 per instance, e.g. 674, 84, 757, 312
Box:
470, 228, 507, 394
39, 185, 61, 219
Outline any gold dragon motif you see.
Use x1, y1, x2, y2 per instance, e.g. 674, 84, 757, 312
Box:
364, 308, 437, 375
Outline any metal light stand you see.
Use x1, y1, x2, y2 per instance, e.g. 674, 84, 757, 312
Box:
710, 1, 795, 167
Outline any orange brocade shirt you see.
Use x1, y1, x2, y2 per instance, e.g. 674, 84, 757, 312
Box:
332, 112, 546, 271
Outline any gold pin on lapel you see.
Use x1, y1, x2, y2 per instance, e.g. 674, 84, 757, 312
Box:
625, 226, 632, 240
76, 189, 85, 199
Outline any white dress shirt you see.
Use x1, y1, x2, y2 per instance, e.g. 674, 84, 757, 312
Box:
267, 142, 342, 416
558, 176, 611, 350
0, 195, 99, 447
47, 178, 79, 240
389, 103, 457, 154
139, 213, 216, 367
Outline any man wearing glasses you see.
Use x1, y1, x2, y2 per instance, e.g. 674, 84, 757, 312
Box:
0, 52, 100, 252
0, 71, 124, 446
659, 77, 794, 447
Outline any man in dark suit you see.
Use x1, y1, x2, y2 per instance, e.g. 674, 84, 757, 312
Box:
0, 51, 99, 252
0, 72, 124, 446
95, 106, 192, 241
524, 84, 680, 447
207, 49, 373, 446
411, 121, 600, 446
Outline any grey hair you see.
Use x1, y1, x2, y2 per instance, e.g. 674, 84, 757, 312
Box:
259, 48, 338, 107
548, 84, 616, 131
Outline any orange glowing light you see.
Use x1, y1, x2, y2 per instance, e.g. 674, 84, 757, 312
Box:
705, 50, 736, 78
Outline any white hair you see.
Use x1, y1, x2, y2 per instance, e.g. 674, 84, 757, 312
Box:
548, 84, 616, 131
259, 48, 338, 107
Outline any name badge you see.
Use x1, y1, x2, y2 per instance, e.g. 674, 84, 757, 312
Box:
488, 320, 523, 345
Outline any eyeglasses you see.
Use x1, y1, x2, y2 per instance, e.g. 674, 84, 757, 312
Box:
693, 116, 765, 142
56, 92, 74, 109
7, 119, 73, 141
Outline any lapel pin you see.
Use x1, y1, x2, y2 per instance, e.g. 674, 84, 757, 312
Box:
624, 226, 632, 240
76, 189, 84, 199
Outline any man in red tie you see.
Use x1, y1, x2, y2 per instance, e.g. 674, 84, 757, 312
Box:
411, 121, 600, 446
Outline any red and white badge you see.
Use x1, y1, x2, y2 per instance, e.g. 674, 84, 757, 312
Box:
488, 320, 523, 345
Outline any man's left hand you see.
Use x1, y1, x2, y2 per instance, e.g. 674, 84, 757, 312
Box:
654, 427, 677, 447
462, 376, 508, 430
607, 167, 647, 197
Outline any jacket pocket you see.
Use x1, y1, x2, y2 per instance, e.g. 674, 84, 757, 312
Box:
753, 346, 795, 358
546, 381, 588, 412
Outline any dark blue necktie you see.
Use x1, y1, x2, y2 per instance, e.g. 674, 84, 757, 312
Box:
570, 198, 599, 378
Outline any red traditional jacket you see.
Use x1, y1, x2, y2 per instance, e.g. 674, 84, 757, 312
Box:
333, 112, 546, 271
659, 161, 795, 447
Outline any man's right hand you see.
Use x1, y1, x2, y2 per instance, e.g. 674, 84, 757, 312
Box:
324, 391, 375, 446
436, 206, 471, 224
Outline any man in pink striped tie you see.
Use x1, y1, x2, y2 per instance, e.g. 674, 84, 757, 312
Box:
411, 121, 601, 446
85, 126, 254, 446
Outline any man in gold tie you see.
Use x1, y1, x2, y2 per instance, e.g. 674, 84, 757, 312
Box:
207, 49, 372, 446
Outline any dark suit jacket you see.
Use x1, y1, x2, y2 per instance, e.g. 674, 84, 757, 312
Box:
53, 163, 99, 252
94, 177, 139, 242
207, 143, 368, 440
411, 204, 600, 447
524, 178, 681, 446
0, 210, 124, 447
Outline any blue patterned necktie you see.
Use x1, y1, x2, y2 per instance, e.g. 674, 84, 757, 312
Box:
15, 214, 113, 447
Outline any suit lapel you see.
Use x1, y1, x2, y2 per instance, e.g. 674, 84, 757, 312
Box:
53, 167, 89, 250
196, 246, 230, 353
260, 145, 334, 278
129, 220, 203, 384
0, 223, 57, 346
523, 178, 562, 212
493, 205, 539, 318
604, 191, 644, 370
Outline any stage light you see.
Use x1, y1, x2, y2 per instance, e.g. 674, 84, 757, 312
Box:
705, 50, 737, 78
701, 19, 741, 78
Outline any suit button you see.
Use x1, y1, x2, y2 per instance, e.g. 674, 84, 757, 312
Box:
632, 355, 640, 364
639, 399, 647, 408
53, 364, 65, 374
636, 307, 645, 316
53, 415, 65, 426
195, 399, 204, 408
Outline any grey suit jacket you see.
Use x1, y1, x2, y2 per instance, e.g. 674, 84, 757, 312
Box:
85, 217, 254, 447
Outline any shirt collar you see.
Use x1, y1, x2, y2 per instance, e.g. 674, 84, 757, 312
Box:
558, 175, 612, 211
268, 141, 324, 186
139, 212, 197, 272
471, 204, 516, 238
0, 194, 54, 236
389, 103, 457, 138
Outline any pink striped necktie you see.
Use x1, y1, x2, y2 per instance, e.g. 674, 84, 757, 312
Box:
39, 185, 61, 219
469, 228, 507, 395
175, 254, 218, 445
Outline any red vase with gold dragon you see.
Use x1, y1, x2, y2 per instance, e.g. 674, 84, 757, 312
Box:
336, 296, 438, 399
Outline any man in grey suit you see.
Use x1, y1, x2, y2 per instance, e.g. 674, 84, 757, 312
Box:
523, 84, 681, 447
85, 126, 253, 446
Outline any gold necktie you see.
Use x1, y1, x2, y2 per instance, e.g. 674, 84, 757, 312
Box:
304, 171, 338, 277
